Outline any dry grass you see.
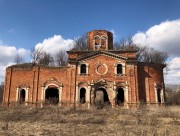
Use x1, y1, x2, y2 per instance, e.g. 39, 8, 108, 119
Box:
0, 105, 180, 136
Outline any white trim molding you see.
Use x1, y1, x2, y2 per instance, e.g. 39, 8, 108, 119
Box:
78, 63, 89, 75
16, 87, 29, 106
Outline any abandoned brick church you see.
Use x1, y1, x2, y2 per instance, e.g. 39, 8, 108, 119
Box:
2, 30, 166, 108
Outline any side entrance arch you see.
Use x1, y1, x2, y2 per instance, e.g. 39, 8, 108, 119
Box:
16, 87, 29, 105
116, 87, 124, 105
80, 88, 86, 104
19, 89, 26, 104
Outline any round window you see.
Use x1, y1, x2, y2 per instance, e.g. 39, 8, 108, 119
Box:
96, 64, 108, 75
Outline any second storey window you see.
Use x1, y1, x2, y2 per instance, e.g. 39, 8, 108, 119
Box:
115, 63, 125, 75
80, 64, 87, 74
117, 64, 122, 74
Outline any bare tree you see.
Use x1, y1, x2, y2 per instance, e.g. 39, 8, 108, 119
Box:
114, 36, 168, 65
55, 49, 67, 66
139, 47, 168, 64
31, 47, 44, 64
14, 54, 24, 64
38, 52, 54, 66
115, 36, 139, 50
73, 34, 88, 50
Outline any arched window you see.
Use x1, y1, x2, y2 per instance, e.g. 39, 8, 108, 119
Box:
80, 64, 86, 74
117, 64, 122, 74
80, 88, 86, 104
101, 36, 107, 47
95, 36, 100, 46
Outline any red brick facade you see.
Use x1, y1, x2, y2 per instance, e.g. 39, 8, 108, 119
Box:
2, 30, 166, 108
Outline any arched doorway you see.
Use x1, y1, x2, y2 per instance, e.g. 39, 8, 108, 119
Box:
80, 88, 86, 104
157, 88, 161, 103
95, 88, 110, 108
45, 87, 59, 105
116, 88, 124, 105
20, 89, 26, 104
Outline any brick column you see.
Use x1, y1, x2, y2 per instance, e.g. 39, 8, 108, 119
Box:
16, 87, 19, 103
76, 85, 79, 106
25, 88, 29, 106
59, 86, 62, 106
87, 85, 91, 109
113, 81, 117, 108
154, 82, 158, 103
90, 85, 95, 105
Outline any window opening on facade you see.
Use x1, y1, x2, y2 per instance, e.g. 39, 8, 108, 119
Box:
95, 36, 100, 46
116, 88, 124, 105
20, 89, 26, 104
117, 64, 123, 74
101, 36, 106, 47
80, 88, 86, 104
45, 88, 59, 104
80, 64, 86, 74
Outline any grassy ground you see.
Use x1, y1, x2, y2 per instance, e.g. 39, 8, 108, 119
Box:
0, 105, 180, 136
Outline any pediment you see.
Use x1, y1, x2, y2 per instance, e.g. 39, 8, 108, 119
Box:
76, 51, 128, 61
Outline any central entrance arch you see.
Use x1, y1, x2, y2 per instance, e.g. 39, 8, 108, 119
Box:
95, 88, 110, 108
45, 87, 59, 105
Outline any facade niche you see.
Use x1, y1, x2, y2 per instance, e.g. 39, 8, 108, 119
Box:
80, 88, 86, 104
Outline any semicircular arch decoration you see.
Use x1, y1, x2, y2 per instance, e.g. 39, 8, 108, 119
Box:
42, 78, 63, 88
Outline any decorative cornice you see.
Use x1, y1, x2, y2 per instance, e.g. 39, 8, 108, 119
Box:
76, 51, 129, 61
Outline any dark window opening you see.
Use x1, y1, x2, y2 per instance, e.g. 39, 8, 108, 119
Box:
157, 89, 161, 103
95, 88, 110, 107
117, 64, 122, 74
20, 89, 25, 104
95, 36, 100, 45
80, 88, 86, 104
116, 88, 124, 105
45, 88, 59, 105
80, 64, 86, 74
101, 36, 106, 47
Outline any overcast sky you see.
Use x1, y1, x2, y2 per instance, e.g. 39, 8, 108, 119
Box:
0, 0, 180, 84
